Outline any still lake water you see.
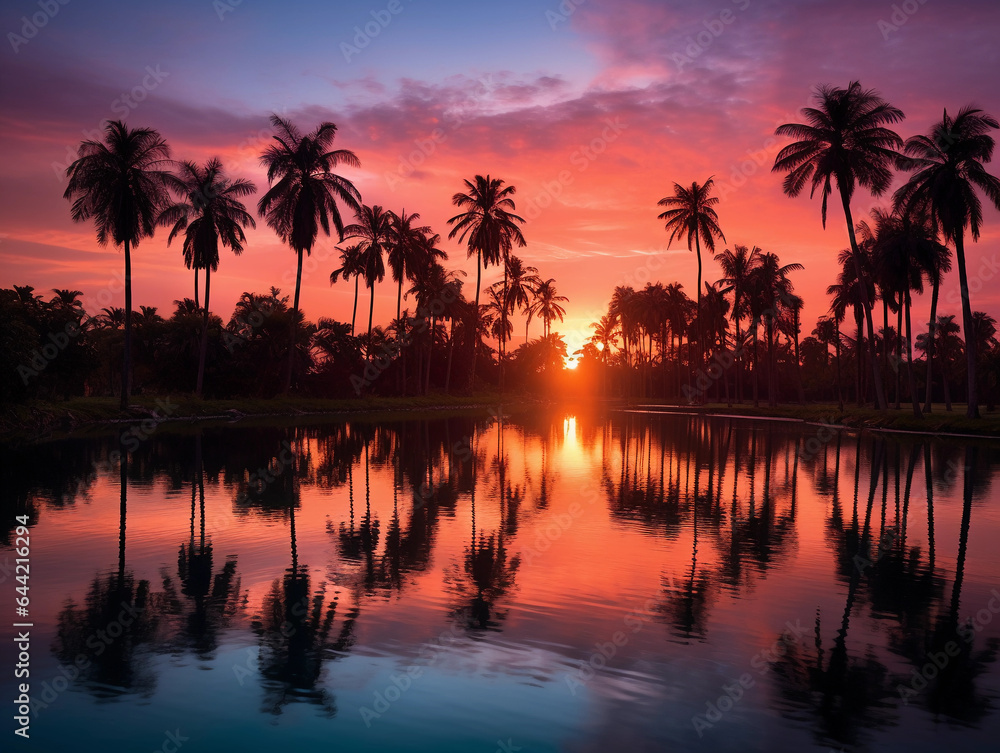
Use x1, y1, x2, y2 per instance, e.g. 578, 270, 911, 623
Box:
3, 409, 1000, 752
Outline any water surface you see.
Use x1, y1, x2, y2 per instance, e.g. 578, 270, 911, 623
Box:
3, 410, 1000, 752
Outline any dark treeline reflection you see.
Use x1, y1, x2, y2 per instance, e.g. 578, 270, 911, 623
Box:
6, 412, 1000, 741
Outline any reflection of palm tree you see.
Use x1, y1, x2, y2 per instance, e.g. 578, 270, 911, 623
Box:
161, 435, 243, 661
252, 437, 358, 716
54, 452, 161, 697
770, 440, 897, 749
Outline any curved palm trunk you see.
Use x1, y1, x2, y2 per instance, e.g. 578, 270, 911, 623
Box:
194, 267, 200, 309
283, 248, 304, 393
122, 238, 132, 410
954, 233, 979, 418
923, 279, 940, 413
196, 265, 211, 397
840, 190, 887, 410
903, 290, 922, 419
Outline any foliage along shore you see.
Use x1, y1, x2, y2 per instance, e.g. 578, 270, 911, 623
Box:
2, 395, 998, 445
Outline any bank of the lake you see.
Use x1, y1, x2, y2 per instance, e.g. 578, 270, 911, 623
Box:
3, 395, 999, 444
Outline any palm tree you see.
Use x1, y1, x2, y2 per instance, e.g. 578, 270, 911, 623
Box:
447, 175, 526, 390
917, 315, 962, 411
750, 252, 803, 406
499, 256, 540, 343
867, 206, 941, 417
917, 236, 952, 413
813, 316, 844, 409
330, 243, 365, 335
531, 278, 568, 338
894, 106, 1000, 418
158, 158, 256, 396
63, 120, 173, 409
715, 244, 761, 403
657, 178, 725, 380
258, 115, 362, 392
387, 209, 435, 321
344, 204, 392, 364
772, 81, 905, 411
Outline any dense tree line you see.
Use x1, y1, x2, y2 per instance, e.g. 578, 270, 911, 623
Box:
578, 82, 1000, 414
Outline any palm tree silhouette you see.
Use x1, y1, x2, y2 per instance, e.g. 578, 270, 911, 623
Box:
344, 204, 391, 364
63, 120, 173, 409
773, 81, 905, 410
257, 115, 361, 392
657, 178, 725, 383
895, 106, 1000, 417
158, 158, 256, 396
329, 243, 364, 335
447, 175, 527, 390
748, 252, 802, 406
715, 244, 761, 403
498, 255, 540, 344
530, 278, 568, 338
915, 232, 952, 413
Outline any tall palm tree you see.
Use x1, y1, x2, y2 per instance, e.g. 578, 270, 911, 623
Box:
344, 204, 392, 363
867, 206, 940, 418
158, 158, 256, 396
387, 209, 436, 321
772, 81, 905, 411
894, 106, 1000, 418
63, 120, 173, 409
258, 114, 361, 392
916, 235, 952, 413
715, 244, 761, 403
531, 278, 568, 338
749, 252, 803, 406
447, 175, 526, 390
330, 243, 365, 335
657, 178, 725, 380
499, 255, 540, 343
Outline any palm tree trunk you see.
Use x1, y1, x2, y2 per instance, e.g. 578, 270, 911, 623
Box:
445, 319, 456, 394
752, 322, 759, 408
904, 290, 922, 419
840, 190, 887, 410
924, 279, 939, 413
895, 304, 903, 409
954, 233, 979, 418
194, 267, 199, 309
196, 265, 211, 396
118, 448, 128, 581
469, 250, 482, 392
500, 262, 508, 393
835, 320, 844, 411
695, 235, 703, 396
122, 238, 132, 410
425, 316, 435, 395
284, 248, 303, 393
943, 343, 953, 411
351, 276, 359, 336
367, 281, 376, 364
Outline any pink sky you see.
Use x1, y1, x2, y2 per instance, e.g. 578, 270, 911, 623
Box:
2, 0, 999, 359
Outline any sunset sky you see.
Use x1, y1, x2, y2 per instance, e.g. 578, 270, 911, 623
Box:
2, 0, 999, 359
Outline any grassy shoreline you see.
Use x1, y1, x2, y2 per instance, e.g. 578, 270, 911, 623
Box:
2, 395, 999, 444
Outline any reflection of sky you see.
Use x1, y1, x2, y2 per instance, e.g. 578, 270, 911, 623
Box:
2, 0, 999, 343
11, 414, 1000, 751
